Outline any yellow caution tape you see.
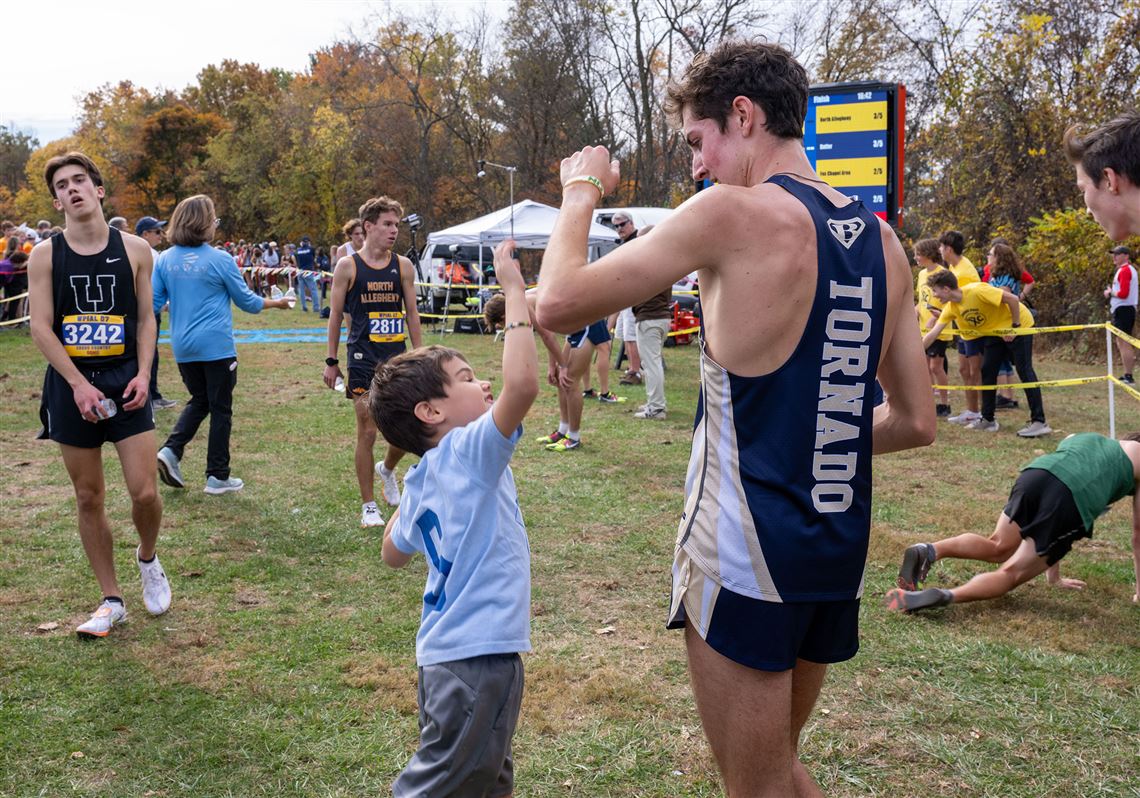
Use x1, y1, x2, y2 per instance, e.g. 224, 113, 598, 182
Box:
934, 375, 1111, 391
1106, 324, 1140, 351
1108, 375, 1140, 400
952, 323, 1105, 338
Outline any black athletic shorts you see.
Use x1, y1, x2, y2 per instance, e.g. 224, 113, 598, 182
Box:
345, 342, 405, 399
925, 339, 949, 358
43, 360, 155, 448
1112, 305, 1136, 335
1003, 468, 1089, 565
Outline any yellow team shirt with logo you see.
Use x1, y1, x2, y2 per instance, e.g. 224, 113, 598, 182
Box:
916, 266, 953, 342
950, 255, 979, 288
938, 282, 1033, 337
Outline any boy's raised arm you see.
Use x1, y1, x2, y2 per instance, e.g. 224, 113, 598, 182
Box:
491, 239, 539, 439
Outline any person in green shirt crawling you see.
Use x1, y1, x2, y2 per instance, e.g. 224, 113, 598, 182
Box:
887, 432, 1140, 612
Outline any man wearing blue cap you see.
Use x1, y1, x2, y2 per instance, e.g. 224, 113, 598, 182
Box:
136, 216, 177, 411
295, 235, 320, 313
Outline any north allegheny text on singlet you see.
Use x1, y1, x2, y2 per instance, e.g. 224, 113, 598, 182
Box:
360, 280, 401, 305
813, 277, 873, 513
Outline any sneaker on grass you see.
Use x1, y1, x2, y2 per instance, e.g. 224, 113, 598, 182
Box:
76, 600, 127, 639
156, 447, 184, 488
375, 463, 401, 506
965, 417, 999, 432
137, 547, 171, 615
361, 502, 384, 528
634, 407, 666, 420
581, 388, 597, 399
545, 437, 581, 452
204, 475, 244, 495
947, 410, 980, 425
884, 587, 953, 613
535, 430, 565, 445
598, 391, 626, 403
897, 543, 936, 590
1017, 420, 1053, 438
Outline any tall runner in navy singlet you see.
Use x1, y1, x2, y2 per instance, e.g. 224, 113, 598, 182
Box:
536, 42, 935, 796
28, 152, 171, 639
324, 197, 423, 528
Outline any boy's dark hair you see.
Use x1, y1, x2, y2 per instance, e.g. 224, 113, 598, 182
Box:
1122, 431, 1140, 443
359, 196, 404, 226
483, 293, 507, 331
938, 230, 965, 255
44, 151, 104, 199
369, 345, 467, 457
664, 40, 807, 139
927, 269, 959, 290
913, 238, 943, 265
1063, 112, 1140, 188
341, 218, 362, 237
9, 251, 29, 265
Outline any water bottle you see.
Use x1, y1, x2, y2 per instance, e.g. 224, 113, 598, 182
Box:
334, 376, 345, 392
284, 287, 297, 308
96, 398, 117, 420
271, 285, 284, 300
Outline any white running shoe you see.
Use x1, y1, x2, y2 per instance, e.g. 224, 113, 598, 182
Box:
965, 418, 999, 432
1017, 420, 1053, 438
204, 475, 244, 495
376, 464, 401, 506
76, 600, 127, 639
137, 547, 172, 616
361, 502, 385, 527
947, 410, 980, 425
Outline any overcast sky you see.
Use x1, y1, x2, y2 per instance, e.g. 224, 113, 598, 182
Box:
2, 0, 507, 145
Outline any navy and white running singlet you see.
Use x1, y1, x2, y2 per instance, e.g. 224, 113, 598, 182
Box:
670, 175, 887, 612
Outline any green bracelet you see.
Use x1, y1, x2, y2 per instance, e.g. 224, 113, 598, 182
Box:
563, 175, 605, 199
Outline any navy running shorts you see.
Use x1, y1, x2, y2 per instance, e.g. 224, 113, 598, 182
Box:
567, 320, 611, 349
1004, 468, 1089, 565
668, 558, 860, 672
957, 336, 984, 357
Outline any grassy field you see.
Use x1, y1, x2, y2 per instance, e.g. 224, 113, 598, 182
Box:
1, 310, 1138, 797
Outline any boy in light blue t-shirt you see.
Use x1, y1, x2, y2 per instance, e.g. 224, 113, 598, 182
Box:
368, 239, 538, 798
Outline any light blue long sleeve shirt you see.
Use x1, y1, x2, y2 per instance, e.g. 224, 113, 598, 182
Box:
153, 244, 265, 363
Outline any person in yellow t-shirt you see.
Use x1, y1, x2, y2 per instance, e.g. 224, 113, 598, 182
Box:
922, 264, 1051, 438
936, 231, 982, 424
914, 238, 952, 417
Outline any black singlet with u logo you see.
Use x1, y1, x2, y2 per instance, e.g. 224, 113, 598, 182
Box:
345, 252, 407, 369
50, 228, 138, 370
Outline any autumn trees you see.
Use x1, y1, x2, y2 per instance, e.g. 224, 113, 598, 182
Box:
1, 0, 1136, 319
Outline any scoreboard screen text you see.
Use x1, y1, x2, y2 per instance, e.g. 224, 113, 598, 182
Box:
803, 82, 905, 227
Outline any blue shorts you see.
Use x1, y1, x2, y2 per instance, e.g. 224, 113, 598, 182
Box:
567, 320, 610, 349
668, 556, 860, 671
957, 336, 983, 357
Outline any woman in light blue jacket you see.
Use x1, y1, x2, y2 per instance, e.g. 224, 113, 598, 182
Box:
152, 194, 288, 494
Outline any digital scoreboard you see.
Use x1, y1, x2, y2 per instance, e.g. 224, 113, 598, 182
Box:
803, 81, 906, 227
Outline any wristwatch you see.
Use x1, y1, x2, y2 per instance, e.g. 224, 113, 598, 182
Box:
1011, 323, 1021, 328
325, 357, 339, 366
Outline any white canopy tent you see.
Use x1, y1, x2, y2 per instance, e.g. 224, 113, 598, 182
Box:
418, 200, 621, 328
423, 199, 620, 252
